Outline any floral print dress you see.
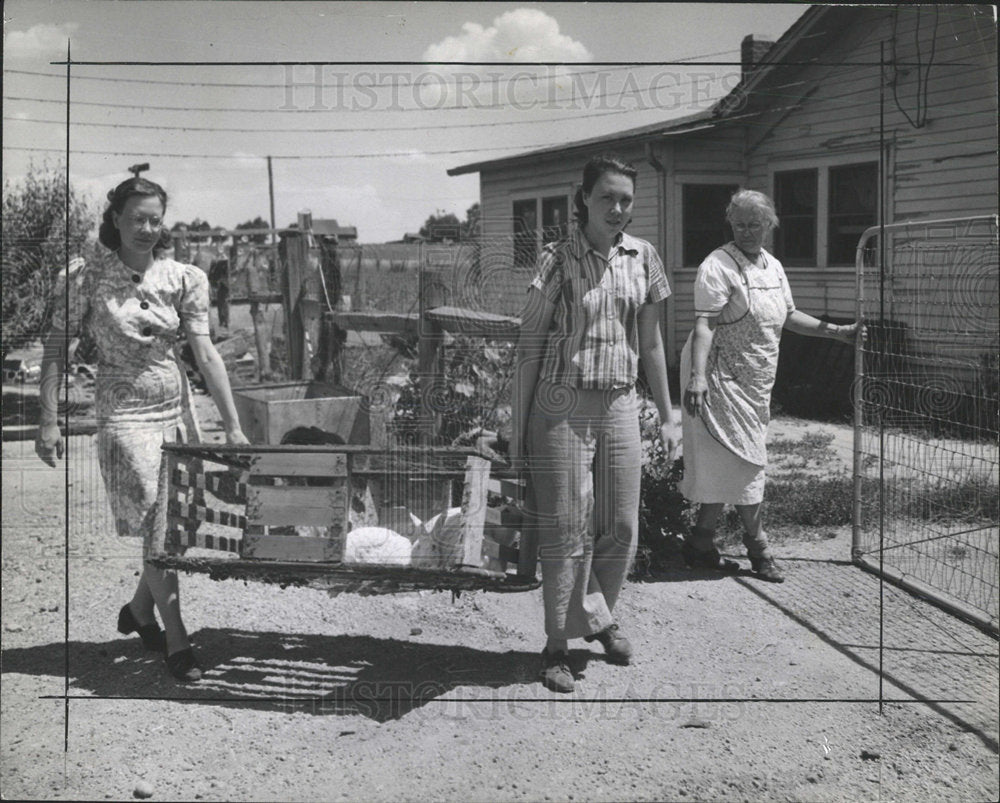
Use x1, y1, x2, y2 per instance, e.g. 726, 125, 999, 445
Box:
52, 252, 210, 555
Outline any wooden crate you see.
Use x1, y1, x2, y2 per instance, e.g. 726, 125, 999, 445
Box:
232, 381, 369, 446
155, 443, 539, 595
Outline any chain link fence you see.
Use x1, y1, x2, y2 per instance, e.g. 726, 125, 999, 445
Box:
853, 216, 999, 635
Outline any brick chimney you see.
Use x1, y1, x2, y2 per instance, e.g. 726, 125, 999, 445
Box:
741, 34, 774, 83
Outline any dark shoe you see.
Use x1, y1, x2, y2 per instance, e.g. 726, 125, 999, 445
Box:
539, 648, 574, 693
749, 556, 785, 583
164, 647, 202, 682
682, 540, 740, 574
583, 623, 633, 665
117, 603, 166, 652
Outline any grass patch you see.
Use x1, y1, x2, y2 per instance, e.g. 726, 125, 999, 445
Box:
768, 430, 835, 460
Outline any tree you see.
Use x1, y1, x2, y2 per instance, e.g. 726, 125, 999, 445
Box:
419, 209, 461, 242
462, 202, 481, 239
2, 163, 96, 359
235, 216, 270, 244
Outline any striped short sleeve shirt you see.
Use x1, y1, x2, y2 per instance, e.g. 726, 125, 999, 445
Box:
529, 226, 670, 389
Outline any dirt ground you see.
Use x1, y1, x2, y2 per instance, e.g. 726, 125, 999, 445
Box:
2, 384, 998, 802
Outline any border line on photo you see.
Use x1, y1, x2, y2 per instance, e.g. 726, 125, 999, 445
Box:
50, 49, 994, 763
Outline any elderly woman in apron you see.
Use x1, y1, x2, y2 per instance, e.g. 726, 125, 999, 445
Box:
680, 190, 860, 582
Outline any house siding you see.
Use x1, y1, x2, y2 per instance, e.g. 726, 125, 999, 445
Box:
466, 5, 996, 365
742, 4, 997, 331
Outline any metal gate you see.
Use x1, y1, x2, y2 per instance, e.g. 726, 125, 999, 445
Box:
853, 215, 999, 634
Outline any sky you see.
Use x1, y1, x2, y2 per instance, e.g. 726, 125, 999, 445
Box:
3, 1, 809, 242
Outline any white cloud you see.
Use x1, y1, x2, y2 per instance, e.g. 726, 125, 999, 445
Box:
4, 23, 80, 59
423, 8, 592, 62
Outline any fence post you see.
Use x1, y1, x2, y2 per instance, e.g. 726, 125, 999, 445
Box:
417, 266, 448, 443
315, 240, 344, 384
280, 214, 311, 380
245, 243, 272, 383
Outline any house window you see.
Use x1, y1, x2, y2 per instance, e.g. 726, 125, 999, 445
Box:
512, 198, 538, 267
541, 196, 568, 245
828, 162, 878, 266
773, 169, 818, 265
513, 194, 570, 266
682, 184, 738, 266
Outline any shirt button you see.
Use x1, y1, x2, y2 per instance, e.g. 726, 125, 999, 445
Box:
140, 301, 150, 310
142, 326, 153, 336
131, 273, 141, 283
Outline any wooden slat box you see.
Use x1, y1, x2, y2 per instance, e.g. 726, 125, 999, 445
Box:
155, 443, 539, 595
232, 381, 369, 446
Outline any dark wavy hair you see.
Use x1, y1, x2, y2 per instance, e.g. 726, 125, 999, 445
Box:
98, 177, 171, 253
572, 154, 638, 225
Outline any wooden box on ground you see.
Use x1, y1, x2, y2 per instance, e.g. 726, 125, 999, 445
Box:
232, 381, 369, 445
155, 443, 539, 595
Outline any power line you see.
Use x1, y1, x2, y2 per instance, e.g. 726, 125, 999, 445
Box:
8, 63, 739, 88
4, 73, 733, 114
2, 106, 641, 134
5, 142, 566, 160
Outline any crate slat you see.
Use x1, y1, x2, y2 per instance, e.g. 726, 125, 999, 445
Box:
168, 499, 247, 530
243, 534, 343, 561
246, 485, 349, 527
460, 456, 490, 568
173, 468, 248, 501
249, 452, 349, 477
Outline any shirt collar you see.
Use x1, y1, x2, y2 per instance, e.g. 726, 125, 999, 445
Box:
568, 225, 639, 259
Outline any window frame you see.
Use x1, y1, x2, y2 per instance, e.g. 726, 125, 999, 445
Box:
680, 181, 741, 268
510, 188, 573, 267
767, 152, 881, 269
772, 167, 819, 267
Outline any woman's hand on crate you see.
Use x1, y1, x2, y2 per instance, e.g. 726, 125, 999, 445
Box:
225, 427, 250, 446
35, 423, 65, 467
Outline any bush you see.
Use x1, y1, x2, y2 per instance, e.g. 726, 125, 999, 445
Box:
634, 396, 691, 576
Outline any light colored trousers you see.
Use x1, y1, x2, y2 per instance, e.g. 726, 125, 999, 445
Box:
527, 379, 641, 640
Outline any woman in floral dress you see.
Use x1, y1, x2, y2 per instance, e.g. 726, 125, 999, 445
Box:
35, 177, 249, 682
680, 189, 860, 582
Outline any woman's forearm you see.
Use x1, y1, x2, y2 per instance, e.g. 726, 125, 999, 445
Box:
784, 310, 857, 342
513, 337, 544, 450
638, 305, 673, 422
512, 288, 555, 454
689, 317, 716, 381
193, 344, 242, 433
38, 333, 69, 426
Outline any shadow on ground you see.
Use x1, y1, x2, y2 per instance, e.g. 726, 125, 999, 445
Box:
1, 630, 543, 722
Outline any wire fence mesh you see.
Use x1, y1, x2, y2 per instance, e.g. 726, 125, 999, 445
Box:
853, 216, 999, 634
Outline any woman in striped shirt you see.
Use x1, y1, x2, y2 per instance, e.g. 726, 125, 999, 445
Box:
512, 154, 678, 694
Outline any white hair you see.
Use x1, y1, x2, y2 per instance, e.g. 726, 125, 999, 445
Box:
726, 189, 779, 228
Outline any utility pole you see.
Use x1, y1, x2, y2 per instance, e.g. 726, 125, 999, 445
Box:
267, 156, 276, 246
127, 162, 150, 178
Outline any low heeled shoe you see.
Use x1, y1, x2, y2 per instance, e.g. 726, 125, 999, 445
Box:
681, 540, 740, 574
164, 647, 202, 682
583, 623, 633, 665
749, 556, 785, 583
117, 603, 166, 652
539, 647, 574, 693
